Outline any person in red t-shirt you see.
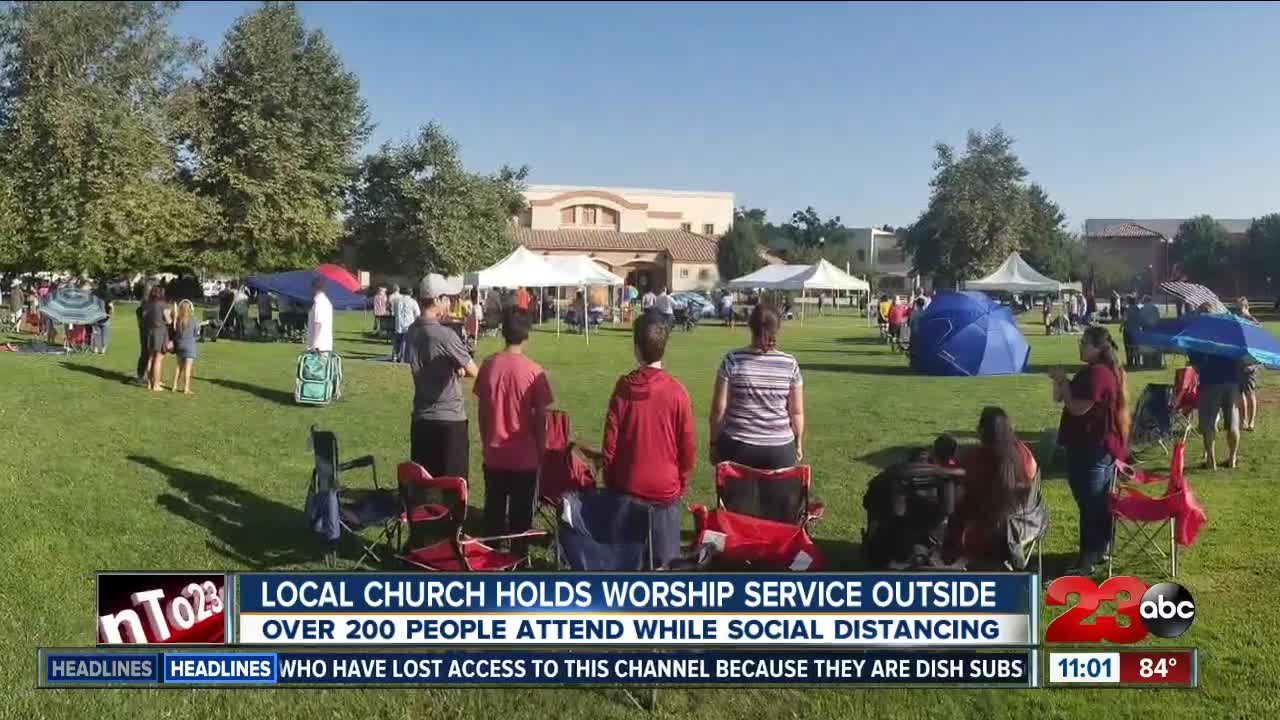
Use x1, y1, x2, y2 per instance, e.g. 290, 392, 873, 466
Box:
946, 407, 1038, 567
515, 286, 531, 312
1050, 325, 1131, 575
887, 297, 908, 349
580, 314, 696, 567
473, 309, 554, 554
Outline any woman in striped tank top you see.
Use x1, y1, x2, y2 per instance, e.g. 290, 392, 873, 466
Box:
709, 305, 806, 470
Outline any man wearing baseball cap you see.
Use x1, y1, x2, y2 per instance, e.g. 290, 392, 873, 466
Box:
406, 276, 479, 480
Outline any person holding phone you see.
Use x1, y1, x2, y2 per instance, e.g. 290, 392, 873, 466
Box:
1050, 326, 1131, 575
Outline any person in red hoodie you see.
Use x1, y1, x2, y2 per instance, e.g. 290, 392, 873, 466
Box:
582, 314, 696, 567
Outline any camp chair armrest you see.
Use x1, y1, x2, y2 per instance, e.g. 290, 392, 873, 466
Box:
339, 455, 376, 472
459, 530, 548, 546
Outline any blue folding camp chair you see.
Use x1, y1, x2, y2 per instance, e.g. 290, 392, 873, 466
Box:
304, 426, 399, 568
555, 489, 654, 571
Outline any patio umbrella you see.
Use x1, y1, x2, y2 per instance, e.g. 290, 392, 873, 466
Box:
39, 286, 106, 325
1134, 313, 1280, 369
1160, 282, 1226, 314
315, 263, 361, 293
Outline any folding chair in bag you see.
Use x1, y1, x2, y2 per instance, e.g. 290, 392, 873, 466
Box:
303, 426, 398, 568
1109, 434, 1207, 579
397, 462, 545, 571
714, 462, 824, 528
536, 410, 597, 528
1000, 470, 1048, 575
862, 460, 964, 569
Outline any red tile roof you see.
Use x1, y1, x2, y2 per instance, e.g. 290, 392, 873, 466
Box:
1089, 222, 1164, 239
514, 227, 719, 262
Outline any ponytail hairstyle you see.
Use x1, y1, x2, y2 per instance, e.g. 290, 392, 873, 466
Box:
748, 304, 780, 351
1081, 325, 1130, 442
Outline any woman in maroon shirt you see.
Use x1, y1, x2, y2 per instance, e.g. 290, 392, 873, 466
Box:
1050, 326, 1131, 574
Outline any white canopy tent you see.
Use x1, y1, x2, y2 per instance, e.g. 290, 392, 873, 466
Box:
724, 264, 810, 290
463, 245, 577, 289
966, 252, 1081, 294
726, 259, 871, 324
543, 255, 625, 343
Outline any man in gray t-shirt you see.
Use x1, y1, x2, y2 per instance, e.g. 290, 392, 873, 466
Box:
406, 292, 479, 480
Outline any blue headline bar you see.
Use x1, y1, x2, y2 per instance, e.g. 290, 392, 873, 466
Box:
236, 573, 1032, 614
40, 649, 1034, 687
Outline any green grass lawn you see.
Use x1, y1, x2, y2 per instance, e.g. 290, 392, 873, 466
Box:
2, 307, 1278, 718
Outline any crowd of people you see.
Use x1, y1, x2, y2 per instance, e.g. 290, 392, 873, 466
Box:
392, 285, 805, 568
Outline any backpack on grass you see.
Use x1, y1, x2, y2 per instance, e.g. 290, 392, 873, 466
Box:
295, 350, 342, 406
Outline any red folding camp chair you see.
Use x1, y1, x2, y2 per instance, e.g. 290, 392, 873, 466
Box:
687, 504, 825, 571
1109, 434, 1207, 579
396, 462, 545, 572
536, 410, 596, 523
1171, 366, 1199, 438
714, 462, 824, 528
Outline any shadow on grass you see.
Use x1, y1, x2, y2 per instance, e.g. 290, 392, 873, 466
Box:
59, 361, 136, 384
205, 377, 295, 406
834, 335, 889, 346
799, 362, 917, 376
135, 455, 319, 569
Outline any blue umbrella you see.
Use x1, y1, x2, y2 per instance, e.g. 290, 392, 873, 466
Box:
909, 291, 1030, 376
40, 286, 106, 325
1134, 313, 1280, 369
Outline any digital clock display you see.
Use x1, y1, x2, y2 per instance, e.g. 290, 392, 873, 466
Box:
1048, 652, 1120, 684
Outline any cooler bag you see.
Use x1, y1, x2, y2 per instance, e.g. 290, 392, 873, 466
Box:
295, 350, 343, 406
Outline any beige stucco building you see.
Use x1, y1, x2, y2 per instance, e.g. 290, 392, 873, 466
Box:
515, 184, 734, 292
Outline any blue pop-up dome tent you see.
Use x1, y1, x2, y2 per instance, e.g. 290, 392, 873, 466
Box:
244, 270, 368, 309
909, 291, 1029, 376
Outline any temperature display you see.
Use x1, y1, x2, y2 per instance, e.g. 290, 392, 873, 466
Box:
1048, 650, 1196, 687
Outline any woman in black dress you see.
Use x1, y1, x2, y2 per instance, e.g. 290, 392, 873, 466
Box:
142, 285, 172, 391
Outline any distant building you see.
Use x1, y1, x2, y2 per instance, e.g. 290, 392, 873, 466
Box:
766, 225, 914, 291
515, 185, 733, 292
848, 227, 916, 292
1084, 218, 1252, 294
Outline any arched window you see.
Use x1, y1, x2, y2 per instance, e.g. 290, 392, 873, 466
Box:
560, 204, 619, 229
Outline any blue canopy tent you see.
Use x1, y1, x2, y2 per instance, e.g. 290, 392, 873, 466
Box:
244, 270, 368, 310
909, 291, 1030, 376
1135, 312, 1280, 369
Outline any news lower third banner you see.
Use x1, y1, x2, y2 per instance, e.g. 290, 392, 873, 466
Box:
39, 648, 1036, 688
235, 573, 1038, 646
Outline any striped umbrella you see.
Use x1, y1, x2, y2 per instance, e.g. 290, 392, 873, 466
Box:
40, 286, 107, 325
1160, 281, 1226, 314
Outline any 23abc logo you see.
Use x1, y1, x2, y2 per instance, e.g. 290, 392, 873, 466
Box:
1045, 576, 1196, 643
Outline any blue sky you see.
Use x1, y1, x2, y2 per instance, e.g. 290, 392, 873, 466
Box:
172, 1, 1280, 228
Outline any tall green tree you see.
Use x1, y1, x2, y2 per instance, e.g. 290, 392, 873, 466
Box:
716, 222, 766, 282
189, 1, 370, 272
1018, 183, 1082, 281
733, 207, 768, 226
1246, 213, 1280, 288
783, 206, 850, 250
903, 126, 1029, 287
346, 123, 528, 276
0, 0, 209, 277
1172, 215, 1230, 284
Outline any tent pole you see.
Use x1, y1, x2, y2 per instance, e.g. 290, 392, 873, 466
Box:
584, 288, 589, 345
801, 289, 806, 326
556, 287, 560, 337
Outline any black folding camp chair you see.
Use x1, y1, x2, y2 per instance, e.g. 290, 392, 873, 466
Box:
305, 426, 399, 568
